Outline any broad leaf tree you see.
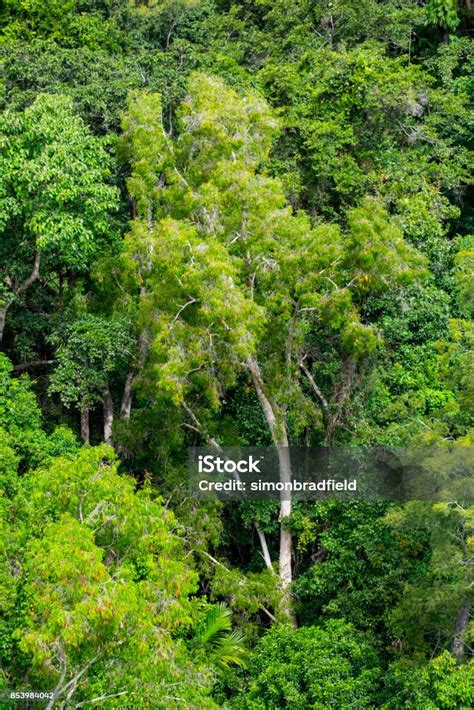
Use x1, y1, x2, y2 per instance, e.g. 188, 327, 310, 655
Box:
49, 315, 134, 443
0, 94, 119, 343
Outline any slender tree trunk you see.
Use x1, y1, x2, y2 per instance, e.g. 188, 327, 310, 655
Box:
255, 523, 274, 573
0, 301, 10, 343
120, 371, 134, 421
452, 602, 470, 661
120, 316, 149, 422
247, 356, 295, 623
81, 405, 90, 444
277, 444, 293, 590
103, 387, 114, 445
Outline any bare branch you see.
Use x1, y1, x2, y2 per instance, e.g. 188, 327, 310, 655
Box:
173, 166, 189, 188
299, 360, 328, 410
261, 606, 278, 623
172, 297, 198, 323
195, 548, 277, 622
194, 549, 229, 570
285, 301, 299, 368
17, 251, 41, 294
182, 401, 223, 452
75, 691, 128, 707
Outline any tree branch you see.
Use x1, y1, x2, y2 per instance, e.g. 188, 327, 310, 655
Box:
172, 297, 198, 323
299, 360, 328, 410
245, 355, 282, 444
195, 549, 277, 623
285, 301, 299, 368
13, 359, 57, 372
75, 691, 128, 707
17, 250, 41, 294
182, 401, 223, 452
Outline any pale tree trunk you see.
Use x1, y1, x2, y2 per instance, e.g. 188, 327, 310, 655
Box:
452, 602, 470, 661
255, 522, 274, 573
119, 310, 149, 422
120, 370, 134, 421
80, 405, 90, 444
103, 386, 114, 445
0, 301, 10, 344
277, 444, 293, 590
247, 356, 295, 623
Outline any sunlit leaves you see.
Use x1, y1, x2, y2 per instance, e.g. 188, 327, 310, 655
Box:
0, 94, 119, 270
4, 444, 218, 706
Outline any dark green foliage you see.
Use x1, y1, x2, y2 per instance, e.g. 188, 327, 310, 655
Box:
49, 315, 134, 413
1, 0, 473, 706
0, 354, 78, 478
293, 502, 429, 638
231, 620, 381, 709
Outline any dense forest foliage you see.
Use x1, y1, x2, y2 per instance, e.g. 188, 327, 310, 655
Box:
0, 1, 473, 707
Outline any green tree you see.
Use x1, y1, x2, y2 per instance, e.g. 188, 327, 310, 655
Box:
0, 353, 77, 485
383, 652, 474, 709
191, 601, 247, 670
0, 1, 472, 704
2, 444, 221, 708
292, 501, 429, 636
49, 315, 134, 443
385, 452, 474, 661
426, 0, 461, 42
0, 94, 119, 343
231, 620, 381, 709
119, 75, 425, 618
